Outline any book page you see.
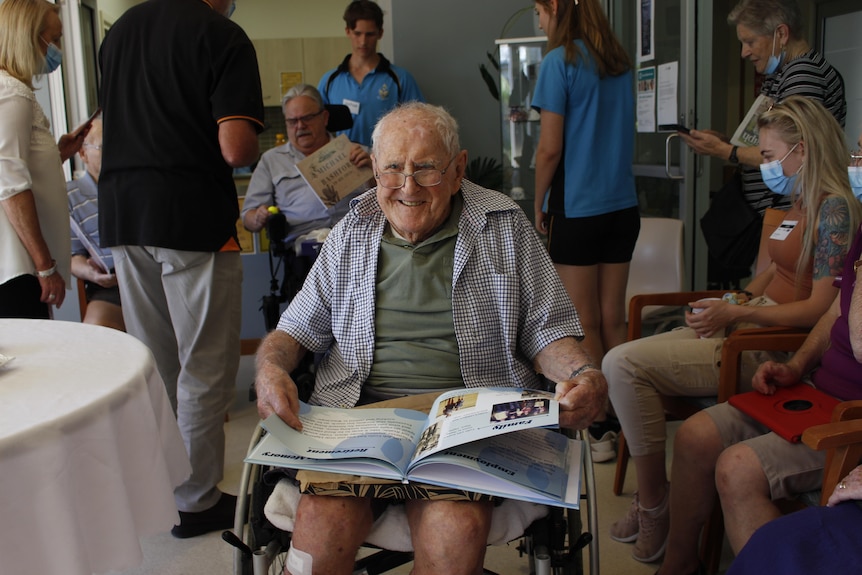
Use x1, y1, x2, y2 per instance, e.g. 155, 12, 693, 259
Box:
295, 134, 373, 207
256, 405, 427, 476
730, 94, 772, 148
406, 428, 582, 508
415, 388, 559, 461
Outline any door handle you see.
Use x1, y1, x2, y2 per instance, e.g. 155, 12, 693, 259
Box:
665, 133, 684, 180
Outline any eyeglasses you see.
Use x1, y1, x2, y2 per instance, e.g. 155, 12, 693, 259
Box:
375, 156, 457, 189
284, 109, 324, 128
83, 144, 102, 150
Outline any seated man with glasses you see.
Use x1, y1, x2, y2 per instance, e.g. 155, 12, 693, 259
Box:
241, 83, 373, 247
254, 102, 607, 575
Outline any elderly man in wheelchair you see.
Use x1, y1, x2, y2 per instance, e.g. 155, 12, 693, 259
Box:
253, 102, 607, 575
241, 83, 373, 332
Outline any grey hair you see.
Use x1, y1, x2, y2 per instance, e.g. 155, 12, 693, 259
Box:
281, 83, 324, 111
727, 0, 803, 38
371, 102, 461, 158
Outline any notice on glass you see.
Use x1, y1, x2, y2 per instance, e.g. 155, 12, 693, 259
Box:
637, 67, 656, 133
296, 135, 373, 208
656, 61, 679, 127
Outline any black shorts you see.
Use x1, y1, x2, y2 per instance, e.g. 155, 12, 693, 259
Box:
84, 281, 122, 306
546, 206, 640, 266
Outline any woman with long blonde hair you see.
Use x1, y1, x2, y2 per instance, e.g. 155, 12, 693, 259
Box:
605, 95, 860, 567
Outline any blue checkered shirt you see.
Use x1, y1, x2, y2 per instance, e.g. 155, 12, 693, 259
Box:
277, 180, 584, 408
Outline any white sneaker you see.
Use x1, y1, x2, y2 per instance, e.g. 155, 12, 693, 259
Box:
589, 430, 617, 463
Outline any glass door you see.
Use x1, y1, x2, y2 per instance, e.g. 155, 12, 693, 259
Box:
609, 0, 702, 289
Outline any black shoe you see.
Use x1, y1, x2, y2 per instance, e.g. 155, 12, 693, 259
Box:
171, 492, 237, 539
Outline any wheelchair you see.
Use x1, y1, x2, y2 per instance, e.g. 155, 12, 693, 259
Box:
224, 415, 600, 575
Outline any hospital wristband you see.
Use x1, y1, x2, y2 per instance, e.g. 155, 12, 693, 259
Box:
35, 260, 57, 278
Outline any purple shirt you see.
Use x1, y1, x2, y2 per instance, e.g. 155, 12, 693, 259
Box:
813, 224, 862, 399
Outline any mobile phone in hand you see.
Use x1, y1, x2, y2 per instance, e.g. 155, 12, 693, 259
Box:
659, 123, 691, 135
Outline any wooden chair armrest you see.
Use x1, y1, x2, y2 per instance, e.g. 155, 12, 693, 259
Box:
802, 409, 862, 505
627, 290, 728, 341
802, 418, 862, 451
716, 328, 808, 402
831, 400, 862, 423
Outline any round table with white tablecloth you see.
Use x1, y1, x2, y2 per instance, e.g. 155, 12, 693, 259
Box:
0, 319, 191, 575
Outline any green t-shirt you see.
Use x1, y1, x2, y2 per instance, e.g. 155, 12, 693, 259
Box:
366, 194, 464, 391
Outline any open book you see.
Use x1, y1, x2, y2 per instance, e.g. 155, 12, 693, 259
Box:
246, 387, 583, 509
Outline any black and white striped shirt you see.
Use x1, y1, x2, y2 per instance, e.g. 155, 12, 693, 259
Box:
742, 49, 846, 214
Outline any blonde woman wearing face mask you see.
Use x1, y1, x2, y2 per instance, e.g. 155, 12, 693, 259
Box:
656, 99, 862, 575
0, 0, 92, 318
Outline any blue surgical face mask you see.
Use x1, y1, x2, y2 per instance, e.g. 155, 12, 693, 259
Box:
763, 29, 785, 75
40, 37, 62, 74
849, 166, 862, 201
760, 142, 800, 196
226, 1, 236, 18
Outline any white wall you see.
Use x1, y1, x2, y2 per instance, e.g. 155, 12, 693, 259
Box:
234, 0, 392, 57
824, 9, 862, 146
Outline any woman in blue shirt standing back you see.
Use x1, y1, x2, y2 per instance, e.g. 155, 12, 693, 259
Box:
532, 0, 638, 373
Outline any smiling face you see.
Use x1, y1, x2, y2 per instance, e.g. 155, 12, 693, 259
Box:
372, 111, 466, 245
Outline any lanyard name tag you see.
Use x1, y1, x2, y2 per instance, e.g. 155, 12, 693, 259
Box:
343, 99, 360, 115
770, 220, 798, 241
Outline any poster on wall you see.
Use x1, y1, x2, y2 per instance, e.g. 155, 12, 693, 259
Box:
636, 67, 656, 132
280, 72, 304, 99
636, 0, 655, 64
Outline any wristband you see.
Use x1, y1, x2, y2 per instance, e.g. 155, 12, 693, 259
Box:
35, 260, 57, 278
570, 363, 599, 380
728, 145, 740, 165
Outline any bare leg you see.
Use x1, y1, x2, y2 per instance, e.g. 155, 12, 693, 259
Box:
554, 263, 603, 365
658, 412, 724, 575
715, 444, 781, 554
633, 451, 668, 508
597, 261, 630, 354
288, 495, 373, 575
406, 499, 493, 575
83, 300, 126, 331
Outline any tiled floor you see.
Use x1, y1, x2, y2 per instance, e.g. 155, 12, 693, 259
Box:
110, 356, 732, 575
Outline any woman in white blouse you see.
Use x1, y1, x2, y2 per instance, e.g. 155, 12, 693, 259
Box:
0, 0, 92, 318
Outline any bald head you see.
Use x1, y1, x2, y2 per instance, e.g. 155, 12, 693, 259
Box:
80, 118, 102, 182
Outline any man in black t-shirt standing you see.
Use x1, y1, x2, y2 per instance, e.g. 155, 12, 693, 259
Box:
98, 0, 264, 538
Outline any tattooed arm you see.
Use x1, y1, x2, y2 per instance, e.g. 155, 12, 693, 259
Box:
707, 196, 850, 329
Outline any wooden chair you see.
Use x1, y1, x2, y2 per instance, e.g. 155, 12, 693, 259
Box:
76, 277, 88, 321
614, 208, 791, 496
613, 208, 811, 574
802, 400, 862, 505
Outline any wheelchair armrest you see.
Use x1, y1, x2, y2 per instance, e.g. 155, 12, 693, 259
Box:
716, 327, 808, 402
627, 290, 728, 341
